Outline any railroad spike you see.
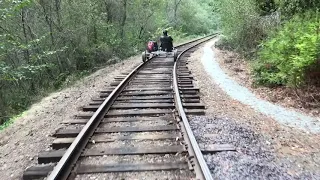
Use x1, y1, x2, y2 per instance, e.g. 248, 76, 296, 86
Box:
188, 155, 195, 160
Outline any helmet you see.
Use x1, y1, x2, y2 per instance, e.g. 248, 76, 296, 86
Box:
163, 29, 168, 35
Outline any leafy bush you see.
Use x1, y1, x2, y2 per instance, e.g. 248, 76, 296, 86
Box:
253, 11, 320, 87
277, 0, 320, 17
217, 0, 280, 53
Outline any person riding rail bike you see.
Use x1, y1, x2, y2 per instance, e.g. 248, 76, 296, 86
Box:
159, 30, 173, 52
142, 29, 177, 62
147, 40, 158, 53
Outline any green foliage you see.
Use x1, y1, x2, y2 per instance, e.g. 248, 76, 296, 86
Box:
253, 11, 320, 87
0, 112, 25, 131
257, 0, 277, 15
217, 0, 280, 53
0, 63, 53, 81
276, 0, 320, 17
216, 0, 320, 89
0, 0, 217, 127
178, 0, 218, 35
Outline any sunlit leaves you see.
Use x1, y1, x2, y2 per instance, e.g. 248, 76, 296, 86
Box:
0, 0, 34, 20
0, 61, 54, 81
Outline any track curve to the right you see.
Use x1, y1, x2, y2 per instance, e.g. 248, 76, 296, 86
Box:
23, 35, 216, 180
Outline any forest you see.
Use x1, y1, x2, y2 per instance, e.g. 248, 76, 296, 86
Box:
0, 0, 217, 126
1, 0, 320, 127
217, 0, 320, 87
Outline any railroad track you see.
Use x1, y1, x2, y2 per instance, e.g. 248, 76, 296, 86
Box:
23, 36, 219, 180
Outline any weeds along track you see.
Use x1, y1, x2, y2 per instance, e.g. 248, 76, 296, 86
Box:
23, 36, 218, 180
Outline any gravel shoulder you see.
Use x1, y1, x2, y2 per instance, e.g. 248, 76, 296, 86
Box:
214, 39, 320, 117
187, 41, 320, 179
0, 55, 141, 179
199, 39, 320, 133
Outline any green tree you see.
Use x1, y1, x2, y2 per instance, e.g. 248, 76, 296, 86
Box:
0, 0, 217, 125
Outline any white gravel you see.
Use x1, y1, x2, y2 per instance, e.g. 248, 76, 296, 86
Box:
201, 39, 320, 133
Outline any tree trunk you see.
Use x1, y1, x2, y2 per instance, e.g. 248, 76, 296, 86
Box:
173, 0, 182, 27
105, 0, 113, 23
120, 0, 127, 39
21, 8, 30, 63
54, 0, 63, 32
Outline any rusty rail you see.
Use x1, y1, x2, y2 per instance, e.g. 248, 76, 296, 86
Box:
173, 36, 216, 180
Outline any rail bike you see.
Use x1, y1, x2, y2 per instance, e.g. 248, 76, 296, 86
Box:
142, 40, 178, 62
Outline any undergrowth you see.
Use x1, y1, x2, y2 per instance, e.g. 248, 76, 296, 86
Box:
0, 112, 25, 131
253, 11, 320, 87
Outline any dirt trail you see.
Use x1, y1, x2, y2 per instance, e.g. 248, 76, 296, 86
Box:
200, 39, 320, 133
187, 41, 320, 179
214, 39, 320, 117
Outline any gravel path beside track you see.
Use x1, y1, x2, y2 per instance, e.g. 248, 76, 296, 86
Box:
187, 41, 320, 179
200, 40, 320, 133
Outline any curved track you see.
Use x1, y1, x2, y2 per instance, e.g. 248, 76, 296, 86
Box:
23, 36, 215, 180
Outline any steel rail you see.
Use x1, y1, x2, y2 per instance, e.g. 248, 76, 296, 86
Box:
46, 35, 214, 180
173, 35, 216, 180
47, 60, 147, 180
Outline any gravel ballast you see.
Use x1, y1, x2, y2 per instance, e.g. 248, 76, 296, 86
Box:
191, 116, 319, 179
